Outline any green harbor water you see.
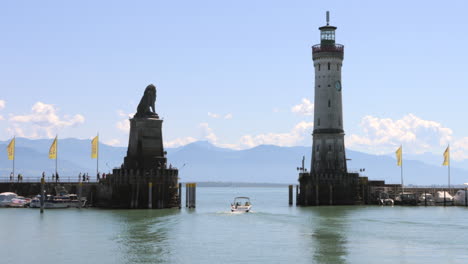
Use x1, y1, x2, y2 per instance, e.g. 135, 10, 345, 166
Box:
1, 187, 467, 264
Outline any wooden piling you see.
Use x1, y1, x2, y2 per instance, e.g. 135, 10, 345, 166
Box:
295, 185, 299, 206
148, 182, 153, 209
185, 183, 188, 207
465, 188, 467, 207
78, 181, 83, 209
444, 191, 446, 207
424, 189, 427, 206
315, 184, 319, 206
288, 185, 293, 206
178, 183, 182, 209
40, 177, 45, 213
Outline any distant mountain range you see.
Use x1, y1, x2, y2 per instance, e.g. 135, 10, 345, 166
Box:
0, 138, 467, 185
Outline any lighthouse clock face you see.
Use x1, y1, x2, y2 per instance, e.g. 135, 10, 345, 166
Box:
335, 81, 342, 91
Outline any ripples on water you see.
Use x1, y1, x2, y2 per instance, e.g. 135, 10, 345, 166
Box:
0, 187, 467, 264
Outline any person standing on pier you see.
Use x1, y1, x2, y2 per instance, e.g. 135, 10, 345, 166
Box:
79, 172, 82, 182
10, 172, 13, 182
52, 173, 55, 182
56, 172, 59, 183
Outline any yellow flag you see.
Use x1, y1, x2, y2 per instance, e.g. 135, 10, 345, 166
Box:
91, 135, 98, 159
7, 137, 15, 160
49, 136, 57, 159
443, 146, 450, 166
396, 146, 402, 166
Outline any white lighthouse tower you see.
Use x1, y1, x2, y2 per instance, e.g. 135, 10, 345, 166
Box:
298, 12, 358, 206
311, 11, 347, 175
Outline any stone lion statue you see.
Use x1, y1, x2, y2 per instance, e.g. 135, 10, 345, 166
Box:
134, 84, 158, 118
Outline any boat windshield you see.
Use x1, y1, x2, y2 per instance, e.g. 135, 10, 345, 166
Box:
233, 197, 251, 205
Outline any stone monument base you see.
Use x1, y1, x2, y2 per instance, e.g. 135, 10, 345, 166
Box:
124, 117, 167, 169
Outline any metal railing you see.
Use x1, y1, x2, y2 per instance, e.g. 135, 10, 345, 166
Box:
0, 176, 99, 183
312, 44, 344, 53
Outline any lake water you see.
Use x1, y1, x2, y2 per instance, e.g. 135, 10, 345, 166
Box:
1, 187, 467, 264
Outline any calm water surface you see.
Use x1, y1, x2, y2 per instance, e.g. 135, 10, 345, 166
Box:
1, 187, 467, 264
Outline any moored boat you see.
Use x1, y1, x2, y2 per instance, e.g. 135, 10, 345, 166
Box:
30, 194, 86, 209
394, 192, 418, 205
0, 192, 18, 207
418, 193, 435, 205
434, 191, 453, 205
231, 197, 252, 213
453, 190, 468, 206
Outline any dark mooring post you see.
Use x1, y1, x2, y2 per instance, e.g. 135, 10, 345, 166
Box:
329, 184, 333, 205
40, 177, 45, 213
465, 188, 468, 207
186, 183, 196, 209
185, 183, 189, 207
315, 184, 319, 206
78, 181, 83, 209
178, 183, 182, 209
192, 183, 196, 208
424, 189, 427, 206
444, 190, 446, 207
295, 185, 299, 206
148, 182, 153, 209
288, 185, 293, 206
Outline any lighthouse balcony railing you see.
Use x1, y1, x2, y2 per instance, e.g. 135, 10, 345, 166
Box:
312, 44, 344, 53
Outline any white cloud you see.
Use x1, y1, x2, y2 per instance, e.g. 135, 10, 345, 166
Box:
0, 100, 5, 110
238, 121, 314, 149
208, 112, 233, 120
346, 114, 453, 155
208, 112, 220, 119
291, 98, 314, 116
8, 102, 85, 138
104, 139, 121, 146
452, 138, 468, 161
199, 122, 218, 143
165, 137, 197, 148
116, 110, 134, 133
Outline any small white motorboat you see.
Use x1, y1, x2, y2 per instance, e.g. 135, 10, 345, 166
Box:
30, 194, 86, 209
231, 197, 252, 213
434, 191, 453, 205
453, 190, 468, 206
9, 196, 30, 208
419, 193, 435, 205
0, 192, 18, 207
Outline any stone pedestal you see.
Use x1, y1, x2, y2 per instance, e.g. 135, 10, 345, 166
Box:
124, 117, 167, 169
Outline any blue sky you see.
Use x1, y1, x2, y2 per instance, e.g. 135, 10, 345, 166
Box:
1, 1, 468, 159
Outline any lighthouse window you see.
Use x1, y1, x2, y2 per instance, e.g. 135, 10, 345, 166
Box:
316, 145, 320, 151
328, 63, 330, 70
328, 100, 331, 107
328, 145, 332, 151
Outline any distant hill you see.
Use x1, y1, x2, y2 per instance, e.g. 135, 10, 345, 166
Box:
0, 138, 467, 185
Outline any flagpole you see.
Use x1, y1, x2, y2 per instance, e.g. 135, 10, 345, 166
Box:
55, 135, 58, 176
96, 133, 99, 177
448, 144, 451, 194
12, 136, 15, 178
401, 145, 404, 193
